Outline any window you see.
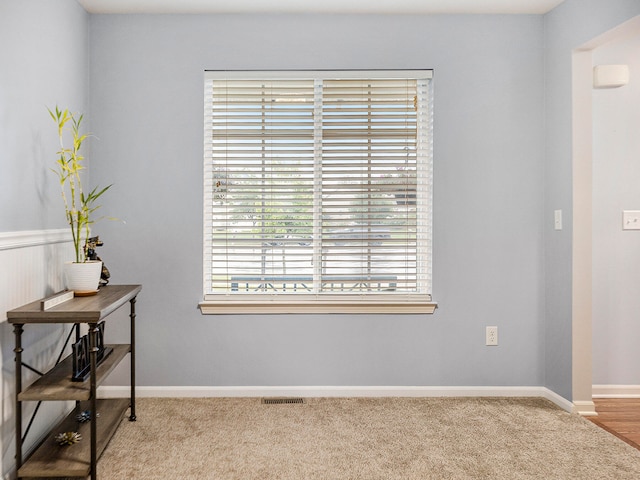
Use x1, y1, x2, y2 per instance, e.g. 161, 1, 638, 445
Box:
201, 71, 435, 314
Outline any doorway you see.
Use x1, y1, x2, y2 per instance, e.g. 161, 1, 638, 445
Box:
572, 15, 640, 415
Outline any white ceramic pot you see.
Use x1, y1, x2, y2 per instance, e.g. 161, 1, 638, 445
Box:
64, 261, 102, 294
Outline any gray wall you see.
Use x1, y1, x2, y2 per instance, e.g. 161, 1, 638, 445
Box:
89, 14, 546, 388
4, 0, 640, 414
0, 0, 89, 232
0, 1, 89, 476
543, 0, 640, 400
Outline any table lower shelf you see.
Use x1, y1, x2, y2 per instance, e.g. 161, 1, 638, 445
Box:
19, 344, 131, 402
18, 398, 130, 478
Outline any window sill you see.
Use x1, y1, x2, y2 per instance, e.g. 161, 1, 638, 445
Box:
199, 299, 437, 315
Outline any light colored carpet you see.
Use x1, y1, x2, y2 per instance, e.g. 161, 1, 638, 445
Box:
97, 397, 640, 479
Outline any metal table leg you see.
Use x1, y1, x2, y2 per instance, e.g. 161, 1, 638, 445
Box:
129, 296, 137, 421
14, 324, 24, 473
89, 322, 98, 480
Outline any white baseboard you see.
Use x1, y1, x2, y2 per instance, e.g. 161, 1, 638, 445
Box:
572, 400, 597, 416
592, 384, 640, 398
542, 388, 576, 413
98, 385, 574, 412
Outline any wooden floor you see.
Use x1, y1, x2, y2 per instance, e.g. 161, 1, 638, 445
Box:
588, 398, 640, 450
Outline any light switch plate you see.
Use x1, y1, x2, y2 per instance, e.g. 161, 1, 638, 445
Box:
554, 210, 562, 230
623, 210, 640, 230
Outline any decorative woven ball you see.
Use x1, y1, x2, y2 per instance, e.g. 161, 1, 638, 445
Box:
55, 431, 82, 446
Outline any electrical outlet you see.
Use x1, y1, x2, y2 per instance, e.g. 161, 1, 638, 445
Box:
486, 326, 498, 346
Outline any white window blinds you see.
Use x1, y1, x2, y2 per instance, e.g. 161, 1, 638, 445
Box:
204, 71, 433, 303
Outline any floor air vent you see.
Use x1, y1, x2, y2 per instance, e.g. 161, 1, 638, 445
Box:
261, 397, 306, 405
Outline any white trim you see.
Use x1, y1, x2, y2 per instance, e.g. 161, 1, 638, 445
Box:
572, 400, 598, 416
98, 385, 573, 412
78, 0, 567, 16
592, 385, 640, 398
543, 388, 576, 413
572, 48, 595, 417
205, 70, 433, 80
0, 229, 71, 251
199, 300, 437, 314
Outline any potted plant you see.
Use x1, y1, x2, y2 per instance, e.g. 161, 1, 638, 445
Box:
50, 106, 112, 294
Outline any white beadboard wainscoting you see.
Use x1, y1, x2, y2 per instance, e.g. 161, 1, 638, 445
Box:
0, 229, 71, 312
0, 229, 75, 479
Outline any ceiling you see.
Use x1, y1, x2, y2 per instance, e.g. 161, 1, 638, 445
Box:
77, 0, 567, 15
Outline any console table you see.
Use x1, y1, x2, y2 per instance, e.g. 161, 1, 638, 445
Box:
7, 284, 141, 480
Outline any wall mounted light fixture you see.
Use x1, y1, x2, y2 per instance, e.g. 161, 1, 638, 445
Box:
593, 64, 630, 88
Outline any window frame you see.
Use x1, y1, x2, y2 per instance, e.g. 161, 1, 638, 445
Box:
200, 70, 436, 314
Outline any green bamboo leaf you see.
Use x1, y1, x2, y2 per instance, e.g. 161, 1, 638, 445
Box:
49, 105, 116, 263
